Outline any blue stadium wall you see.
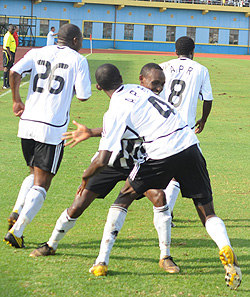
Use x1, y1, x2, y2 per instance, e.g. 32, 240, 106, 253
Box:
1, 0, 250, 55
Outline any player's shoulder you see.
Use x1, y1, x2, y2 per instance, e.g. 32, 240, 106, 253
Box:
124, 84, 152, 96
159, 60, 172, 70
60, 46, 87, 63
188, 58, 207, 69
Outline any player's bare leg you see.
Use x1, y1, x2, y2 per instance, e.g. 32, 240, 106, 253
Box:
195, 201, 241, 290
30, 189, 98, 257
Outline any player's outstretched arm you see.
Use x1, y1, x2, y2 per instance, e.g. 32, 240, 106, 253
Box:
195, 100, 212, 134
62, 120, 103, 148
10, 70, 25, 117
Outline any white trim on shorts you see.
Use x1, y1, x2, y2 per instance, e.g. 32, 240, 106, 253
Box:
51, 142, 63, 174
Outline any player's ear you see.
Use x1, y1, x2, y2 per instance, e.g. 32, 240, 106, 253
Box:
139, 74, 144, 84
96, 83, 102, 91
72, 36, 77, 45
120, 75, 123, 84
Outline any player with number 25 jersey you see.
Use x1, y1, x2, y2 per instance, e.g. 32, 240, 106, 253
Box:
12, 44, 91, 145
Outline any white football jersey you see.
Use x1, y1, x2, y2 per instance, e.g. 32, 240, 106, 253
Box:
46, 31, 55, 46
159, 58, 213, 129
12, 45, 91, 145
98, 84, 199, 160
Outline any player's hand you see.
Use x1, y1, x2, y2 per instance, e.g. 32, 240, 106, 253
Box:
77, 178, 88, 196
62, 120, 92, 148
195, 119, 205, 134
13, 101, 25, 117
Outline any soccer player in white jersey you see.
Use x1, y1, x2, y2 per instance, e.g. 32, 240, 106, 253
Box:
29, 64, 181, 273
46, 26, 57, 46
4, 24, 92, 249
83, 64, 240, 290
159, 36, 213, 220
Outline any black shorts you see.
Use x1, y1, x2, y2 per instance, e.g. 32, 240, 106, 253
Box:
3, 50, 15, 69
86, 166, 131, 198
128, 144, 213, 204
21, 139, 64, 175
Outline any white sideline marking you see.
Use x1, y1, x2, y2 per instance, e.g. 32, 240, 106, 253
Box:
0, 81, 29, 98
84, 53, 92, 58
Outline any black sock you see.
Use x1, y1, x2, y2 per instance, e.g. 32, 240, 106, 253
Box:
3, 71, 8, 87
6, 71, 9, 87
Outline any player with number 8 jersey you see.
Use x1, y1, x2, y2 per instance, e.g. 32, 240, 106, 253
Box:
159, 39, 213, 130
158, 36, 213, 225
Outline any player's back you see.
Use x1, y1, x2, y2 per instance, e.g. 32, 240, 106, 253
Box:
15, 45, 88, 125
13, 45, 91, 145
160, 58, 212, 128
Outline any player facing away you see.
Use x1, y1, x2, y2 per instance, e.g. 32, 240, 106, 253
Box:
4, 24, 92, 248
159, 36, 213, 218
29, 63, 180, 274
81, 64, 240, 290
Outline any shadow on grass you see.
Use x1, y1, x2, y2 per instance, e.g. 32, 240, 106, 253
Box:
25, 237, 249, 274
26, 236, 250, 251
171, 217, 250, 228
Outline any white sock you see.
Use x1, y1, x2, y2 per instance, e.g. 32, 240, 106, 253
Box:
205, 216, 231, 250
12, 186, 46, 237
47, 209, 77, 250
13, 174, 34, 214
95, 205, 127, 265
164, 180, 180, 212
153, 204, 172, 259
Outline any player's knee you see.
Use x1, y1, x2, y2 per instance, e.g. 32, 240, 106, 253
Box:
146, 189, 166, 207
67, 203, 83, 218
113, 190, 137, 209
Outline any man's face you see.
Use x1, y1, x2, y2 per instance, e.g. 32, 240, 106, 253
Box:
140, 69, 165, 95
9, 27, 15, 34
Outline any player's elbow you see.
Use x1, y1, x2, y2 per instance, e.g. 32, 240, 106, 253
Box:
95, 151, 112, 168
77, 97, 90, 102
9, 70, 21, 87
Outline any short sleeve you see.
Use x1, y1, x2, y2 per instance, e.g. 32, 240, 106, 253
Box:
199, 67, 213, 101
11, 49, 34, 75
74, 57, 92, 100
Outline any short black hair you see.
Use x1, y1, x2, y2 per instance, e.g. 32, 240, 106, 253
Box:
140, 63, 163, 76
175, 36, 195, 56
51, 26, 55, 30
95, 64, 122, 91
8, 24, 15, 30
57, 24, 81, 43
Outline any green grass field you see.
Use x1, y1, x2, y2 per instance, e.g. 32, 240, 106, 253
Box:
0, 53, 249, 297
